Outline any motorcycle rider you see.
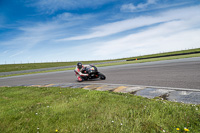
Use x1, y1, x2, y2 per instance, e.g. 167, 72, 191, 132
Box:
74, 62, 90, 82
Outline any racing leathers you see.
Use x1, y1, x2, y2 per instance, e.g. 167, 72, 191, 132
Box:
74, 64, 90, 81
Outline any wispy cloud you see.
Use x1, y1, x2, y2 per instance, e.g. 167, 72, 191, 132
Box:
120, 0, 192, 13
53, 12, 95, 23
0, 21, 61, 59
0, 12, 96, 63
58, 5, 200, 41
92, 19, 200, 58
120, 0, 157, 12
137, 0, 157, 8
10, 50, 24, 58
56, 5, 200, 60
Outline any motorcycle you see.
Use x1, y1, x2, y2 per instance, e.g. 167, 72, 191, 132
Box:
75, 65, 106, 81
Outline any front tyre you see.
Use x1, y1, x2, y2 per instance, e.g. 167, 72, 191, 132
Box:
99, 73, 106, 80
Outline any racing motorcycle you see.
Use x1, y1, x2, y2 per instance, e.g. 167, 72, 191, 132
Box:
75, 65, 106, 81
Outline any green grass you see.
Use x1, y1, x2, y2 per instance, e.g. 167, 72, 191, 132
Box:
96, 53, 200, 67
124, 48, 200, 61
0, 60, 114, 73
0, 86, 199, 133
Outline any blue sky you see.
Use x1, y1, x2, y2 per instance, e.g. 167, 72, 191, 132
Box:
0, 0, 200, 64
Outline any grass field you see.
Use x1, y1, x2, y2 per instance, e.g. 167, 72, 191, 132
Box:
0, 60, 114, 73
124, 48, 200, 61
0, 48, 199, 73
96, 53, 200, 67
0, 86, 199, 133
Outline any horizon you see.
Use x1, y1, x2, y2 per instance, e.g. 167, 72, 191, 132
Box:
1, 0, 200, 64
0, 48, 198, 65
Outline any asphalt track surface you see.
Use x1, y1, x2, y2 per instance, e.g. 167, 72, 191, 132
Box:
0, 57, 200, 89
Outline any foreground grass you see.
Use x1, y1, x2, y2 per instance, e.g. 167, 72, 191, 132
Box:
0, 87, 199, 133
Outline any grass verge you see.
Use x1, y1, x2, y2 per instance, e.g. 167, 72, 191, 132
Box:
0, 68, 75, 78
124, 48, 200, 61
0, 86, 199, 133
0, 60, 115, 73
96, 53, 200, 67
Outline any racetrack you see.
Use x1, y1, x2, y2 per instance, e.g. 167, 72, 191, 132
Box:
0, 57, 200, 89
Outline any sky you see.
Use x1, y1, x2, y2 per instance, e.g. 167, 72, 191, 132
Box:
0, 0, 200, 64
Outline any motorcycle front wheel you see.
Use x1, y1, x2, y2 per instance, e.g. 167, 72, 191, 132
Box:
99, 73, 106, 80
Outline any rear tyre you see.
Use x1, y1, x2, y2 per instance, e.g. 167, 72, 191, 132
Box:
83, 77, 88, 80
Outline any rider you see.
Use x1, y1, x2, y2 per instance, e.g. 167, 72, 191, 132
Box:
74, 62, 90, 82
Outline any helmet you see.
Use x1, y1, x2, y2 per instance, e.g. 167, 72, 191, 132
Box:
77, 62, 82, 69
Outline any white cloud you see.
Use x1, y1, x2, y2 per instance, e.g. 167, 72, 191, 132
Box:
120, 0, 157, 12
53, 12, 94, 23
0, 21, 63, 62
3, 22, 58, 47
137, 0, 157, 8
58, 5, 200, 41
10, 51, 24, 58
120, 3, 137, 12
0, 12, 98, 64
53, 16, 200, 61
55, 13, 74, 21
92, 19, 200, 58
